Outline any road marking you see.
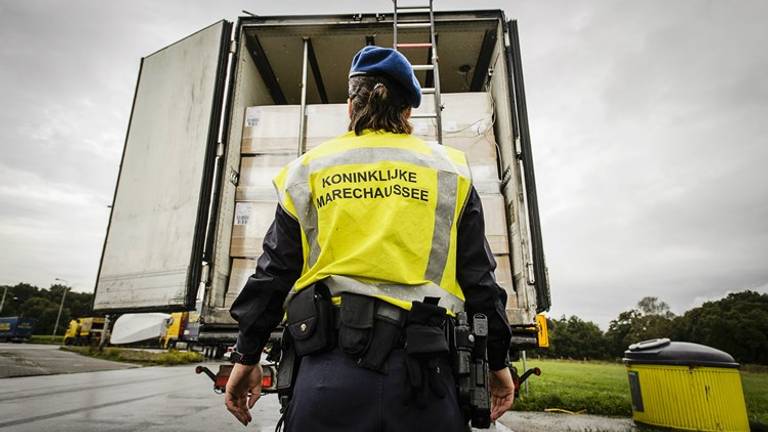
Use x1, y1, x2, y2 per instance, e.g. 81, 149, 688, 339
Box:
0, 391, 174, 428
0, 371, 190, 402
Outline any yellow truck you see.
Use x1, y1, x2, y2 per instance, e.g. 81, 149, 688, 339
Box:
63, 317, 105, 346
161, 312, 190, 349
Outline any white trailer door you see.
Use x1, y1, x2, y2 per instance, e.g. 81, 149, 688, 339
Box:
93, 21, 231, 313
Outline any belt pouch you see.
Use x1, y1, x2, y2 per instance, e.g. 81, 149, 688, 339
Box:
405, 300, 449, 356
360, 302, 406, 372
286, 284, 334, 357
338, 293, 375, 357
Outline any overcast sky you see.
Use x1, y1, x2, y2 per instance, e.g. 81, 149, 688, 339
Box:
1, 1, 766, 328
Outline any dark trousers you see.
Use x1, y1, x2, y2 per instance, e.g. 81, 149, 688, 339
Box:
284, 347, 467, 432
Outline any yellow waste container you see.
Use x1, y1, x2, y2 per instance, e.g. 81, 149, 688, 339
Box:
623, 338, 749, 431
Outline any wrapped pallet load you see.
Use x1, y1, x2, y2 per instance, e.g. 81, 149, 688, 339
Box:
413, 93, 512, 293
228, 107, 301, 306
230, 107, 300, 287
231, 93, 512, 302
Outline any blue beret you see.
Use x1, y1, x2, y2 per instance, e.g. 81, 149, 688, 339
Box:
349, 46, 422, 108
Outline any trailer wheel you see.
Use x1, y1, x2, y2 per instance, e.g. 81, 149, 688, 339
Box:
214, 345, 225, 359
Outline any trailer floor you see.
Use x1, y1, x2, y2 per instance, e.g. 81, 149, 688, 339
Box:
0, 343, 136, 378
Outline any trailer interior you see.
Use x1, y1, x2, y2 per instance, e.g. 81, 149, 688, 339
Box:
202, 10, 549, 338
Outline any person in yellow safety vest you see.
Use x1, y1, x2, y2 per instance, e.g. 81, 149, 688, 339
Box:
225, 45, 515, 431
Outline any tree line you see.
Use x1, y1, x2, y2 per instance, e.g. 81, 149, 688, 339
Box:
537, 290, 768, 365
0, 283, 94, 335
3, 282, 766, 365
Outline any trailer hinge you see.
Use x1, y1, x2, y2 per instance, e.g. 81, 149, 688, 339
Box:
526, 260, 535, 285
515, 136, 523, 158
229, 40, 237, 54
229, 168, 239, 186
216, 142, 225, 157
352, 13, 363, 22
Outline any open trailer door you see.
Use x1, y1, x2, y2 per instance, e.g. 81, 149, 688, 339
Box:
505, 19, 550, 313
93, 21, 232, 313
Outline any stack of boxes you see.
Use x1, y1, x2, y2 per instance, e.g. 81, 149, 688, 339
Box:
226, 106, 301, 306
412, 93, 513, 295
227, 93, 513, 302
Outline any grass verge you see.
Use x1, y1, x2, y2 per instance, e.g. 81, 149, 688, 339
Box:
511, 359, 632, 417
510, 358, 768, 425
29, 335, 64, 345
61, 346, 203, 366
742, 370, 768, 425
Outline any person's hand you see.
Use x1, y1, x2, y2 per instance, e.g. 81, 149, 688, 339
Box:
489, 367, 515, 421
225, 363, 263, 426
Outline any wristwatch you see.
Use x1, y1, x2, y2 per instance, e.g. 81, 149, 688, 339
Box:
229, 350, 260, 365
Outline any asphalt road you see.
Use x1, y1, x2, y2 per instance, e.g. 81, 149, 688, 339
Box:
0, 361, 282, 432
0, 344, 634, 431
0, 343, 136, 378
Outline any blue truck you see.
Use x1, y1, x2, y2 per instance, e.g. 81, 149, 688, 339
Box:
0, 317, 37, 342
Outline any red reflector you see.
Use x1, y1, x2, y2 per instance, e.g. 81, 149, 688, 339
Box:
262, 375, 273, 388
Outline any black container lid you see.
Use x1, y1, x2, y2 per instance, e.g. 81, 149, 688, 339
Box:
623, 338, 739, 368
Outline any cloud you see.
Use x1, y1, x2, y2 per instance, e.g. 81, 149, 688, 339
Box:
528, 1, 768, 327
0, 1, 766, 331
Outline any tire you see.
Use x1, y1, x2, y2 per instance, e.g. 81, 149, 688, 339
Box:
214, 345, 225, 360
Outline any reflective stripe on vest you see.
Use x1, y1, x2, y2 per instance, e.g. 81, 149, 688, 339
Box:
284, 275, 465, 315
274, 131, 472, 312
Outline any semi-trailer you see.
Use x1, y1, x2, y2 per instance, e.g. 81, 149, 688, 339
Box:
91, 8, 550, 360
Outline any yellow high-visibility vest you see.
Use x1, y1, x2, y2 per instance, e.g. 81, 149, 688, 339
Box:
274, 129, 472, 314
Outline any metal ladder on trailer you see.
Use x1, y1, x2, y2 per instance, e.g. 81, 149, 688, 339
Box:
392, 0, 443, 144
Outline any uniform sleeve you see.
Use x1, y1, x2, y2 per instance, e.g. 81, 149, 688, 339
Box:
457, 187, 512, 371
230, 205, 304, 355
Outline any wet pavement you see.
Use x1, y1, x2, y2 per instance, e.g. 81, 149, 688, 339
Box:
501, 411, 636, 432
0, 362, 281, 431
0, 345, 635, 431
0, 360, 517, 432
0, 343, 136, 378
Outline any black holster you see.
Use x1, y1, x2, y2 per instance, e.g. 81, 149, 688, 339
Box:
338, 293, 407, 372
451, 312, 491, 428
276, 330, 298, 411
403, 297, 451, 406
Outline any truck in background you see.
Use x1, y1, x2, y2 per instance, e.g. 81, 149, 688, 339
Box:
161, 312, 190, 349
91, 9, 550, 359
0, 317, 36, 342
63, 317, 105, 346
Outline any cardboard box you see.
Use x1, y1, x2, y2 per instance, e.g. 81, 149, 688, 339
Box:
242, 106, 301, 154
236, 154, 294, 201
481, 193, 509, 254
230, 201, 278, 257
412, 93, 495, 140
306, 104, 349, 149
225, 258, 257, 306
493, 253, 513, 290
493, 254, 520, 310
444, 135, 498, 165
